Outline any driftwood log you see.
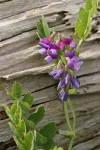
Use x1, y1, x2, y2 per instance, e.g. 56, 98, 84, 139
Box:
0, 0, 100, 150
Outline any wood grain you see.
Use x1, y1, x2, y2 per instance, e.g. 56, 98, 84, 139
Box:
0, 0, 100, 149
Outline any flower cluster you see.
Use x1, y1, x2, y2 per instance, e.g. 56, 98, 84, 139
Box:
39, 34, 83, 101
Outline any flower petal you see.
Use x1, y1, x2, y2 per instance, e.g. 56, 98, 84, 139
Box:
39, 48, 47, 55
54, 68, 64, 80
49, 70, 58, 76
59, 90, 69, 101
65, 50, 76, 59
65, 73, 70, 84
45, 56, 52, 63
48, 49, 58, 59
58, 79, 65, 89
74, 60, 83, 71
39, 42, 50, 49
70, 41, 77, 49
64, 36, 73, 45
71, 77, 80, 88
58, 39, 65, 50
49, 43, 60, 50
40, 37, 52, 44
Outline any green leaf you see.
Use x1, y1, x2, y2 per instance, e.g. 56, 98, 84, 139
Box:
69, 89, 76, 94
75, 0, 98, 42
59, 130, 75, 138
43, 139, 55, 150
23, 131, 34, 150
14, 106, 22, 124
41, 15, 50, 37
75, 132, 89, 137
17, 120, 26, 137
39, 122, 57, 139
9, 122, 21, 137
58, 50, 63, 57
11, 82, 22, 100
22, 92, 34, 107
11, 101, 17, 114
79, 8, 88, 26
37, 15, 51, 38
84, 25, 92, 38
28, 106, 45, 125
19, 101, 31, 114
25, 119, 35, 129
14, 136, 25, 150
85, 0, 93, 11
34, 131, 47, 146
75, 19, 85, 38
37, 18, 45, 38
4, 105, 15, 123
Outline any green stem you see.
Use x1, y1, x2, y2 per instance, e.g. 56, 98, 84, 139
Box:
68, 137, 75, 150
76, 38, 83, 52
68, 99, 76, 130
63, 101, 72, 131
35, 144, 38, 150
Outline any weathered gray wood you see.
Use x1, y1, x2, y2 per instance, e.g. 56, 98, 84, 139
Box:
0, 0, 100, 149
0, 0, 60, 19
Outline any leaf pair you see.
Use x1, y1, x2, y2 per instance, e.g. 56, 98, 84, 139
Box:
34, 122, 57, 149
75, 0, 99, 39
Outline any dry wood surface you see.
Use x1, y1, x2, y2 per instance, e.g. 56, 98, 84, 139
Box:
0, 0, 100, 150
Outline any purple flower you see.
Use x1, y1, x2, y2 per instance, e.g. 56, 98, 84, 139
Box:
45, 56, 52, 63
58, 39, 65, 50
65, 73, 70, 84
39, 42, 50, 49
65, 50, 76, 59
48, 49, 58, 59
74, 61, 83, 71
39, 41, 59, 51
67, 57, 83, 71
59, 90, 69, 101
64, 36, 73, 45
39, 48, 47, 55
49, 68, 64, 80
49, 43, 60, 50
71, 77, 80, 88
49, 70, 58, 76
64, 36, 77, 49
58, 79, 65, 89
54, 69, 64, 80
70, 41, 77, 49
58, 73, 71, 89
40, 37, 52, 44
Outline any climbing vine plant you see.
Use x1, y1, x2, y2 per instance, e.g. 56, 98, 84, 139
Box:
37, 0, 99, 149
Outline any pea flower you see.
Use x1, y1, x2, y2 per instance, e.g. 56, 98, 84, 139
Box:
65, 50, 76, 59
59, 90, 69, 101
64, 36, 77, 49
39, 48, 47, 55
39, 33, 83, 101
67, 57, 83, 71
45, 56, 52, 63
49, 68, 64, 80
48, 49, 58, 59
71, 77, 80, 88
40, 37, 53, 44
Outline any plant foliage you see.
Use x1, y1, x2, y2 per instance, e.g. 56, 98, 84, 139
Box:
4, 82, 57, 150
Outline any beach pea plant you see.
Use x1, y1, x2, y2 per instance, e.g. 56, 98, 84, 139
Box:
3, 82, 60, 150
37, 0, 99, 149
